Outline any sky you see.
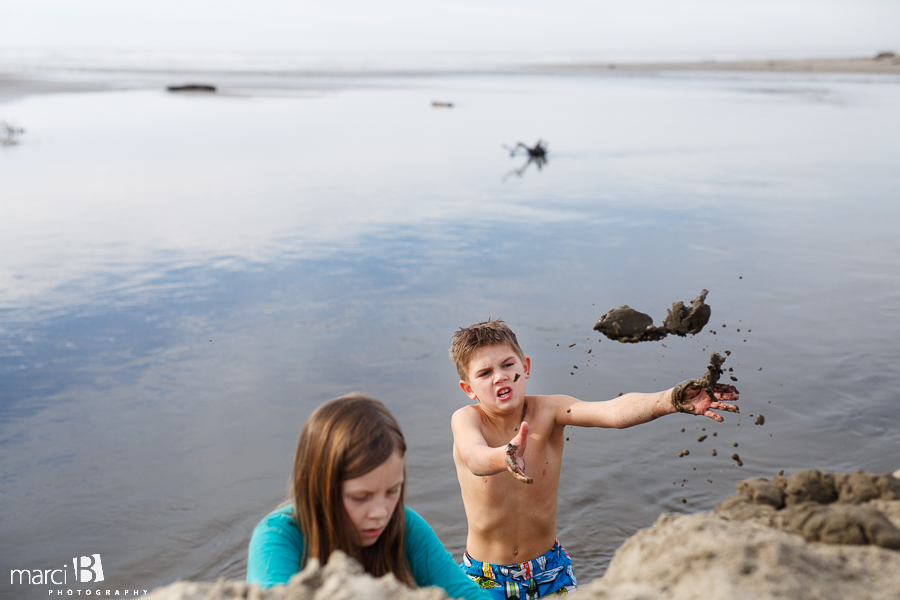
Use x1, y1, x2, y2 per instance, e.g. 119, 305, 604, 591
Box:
1, 0, 898, 60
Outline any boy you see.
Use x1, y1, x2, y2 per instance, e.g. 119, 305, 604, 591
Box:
449, 319, 738, 598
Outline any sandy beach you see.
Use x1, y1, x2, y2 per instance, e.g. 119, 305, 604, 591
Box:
537, 54, 900, 74
2, 54, 898, 104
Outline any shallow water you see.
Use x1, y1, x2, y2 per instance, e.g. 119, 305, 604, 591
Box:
2, 69, 899, 597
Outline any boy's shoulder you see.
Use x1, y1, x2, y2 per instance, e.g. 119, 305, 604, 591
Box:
451, 402, 483, 426
451, 394, 573, 424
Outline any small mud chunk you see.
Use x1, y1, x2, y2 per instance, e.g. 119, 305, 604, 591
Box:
715, 469, 900, 550
754, 414, 765, 425
593, 289, 711, 343
731, 453, 744, 466
679, 450, 690, 457
711, 449, 717, 456
697, 434, 707, 442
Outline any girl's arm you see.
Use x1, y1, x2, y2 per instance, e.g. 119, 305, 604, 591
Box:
404, 507, 491, 600
247, 506, 305, 587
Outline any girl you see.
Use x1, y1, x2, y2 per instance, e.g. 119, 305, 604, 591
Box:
247, 394, 488, 600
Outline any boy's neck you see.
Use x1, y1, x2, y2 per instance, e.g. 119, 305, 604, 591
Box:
480, 398, 528, 432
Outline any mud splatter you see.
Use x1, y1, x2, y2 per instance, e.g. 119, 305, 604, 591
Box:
506, 443, 533, 484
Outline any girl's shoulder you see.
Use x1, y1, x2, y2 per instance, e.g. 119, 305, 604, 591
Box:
253, 503, 300, 537
403, 505, 425, 530
263, 503, 296, 523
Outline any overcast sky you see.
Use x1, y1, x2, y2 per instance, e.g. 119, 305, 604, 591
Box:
1, 0, 898, 59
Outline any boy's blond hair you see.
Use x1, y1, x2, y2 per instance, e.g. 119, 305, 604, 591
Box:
450, 318, 526, 381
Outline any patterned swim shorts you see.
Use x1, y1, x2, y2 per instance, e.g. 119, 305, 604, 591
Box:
460, 540, 577, 599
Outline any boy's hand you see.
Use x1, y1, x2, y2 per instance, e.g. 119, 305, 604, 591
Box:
674, 384, 739, 422
505, 422, 533, 484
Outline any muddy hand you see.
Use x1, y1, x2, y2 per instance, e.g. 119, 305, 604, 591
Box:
506, 422, 533, 484
673, 383, 740, 422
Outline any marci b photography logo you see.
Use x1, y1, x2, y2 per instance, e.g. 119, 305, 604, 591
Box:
9, 554, 102, 586
9, 554, 148, 596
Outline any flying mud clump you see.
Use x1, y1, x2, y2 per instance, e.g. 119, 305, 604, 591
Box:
593, 289, 711, 343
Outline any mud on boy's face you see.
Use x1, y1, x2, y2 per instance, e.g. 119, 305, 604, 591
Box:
459, 344, 531, 406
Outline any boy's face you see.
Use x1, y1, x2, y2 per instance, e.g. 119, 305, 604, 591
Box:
459, 344, 531, 412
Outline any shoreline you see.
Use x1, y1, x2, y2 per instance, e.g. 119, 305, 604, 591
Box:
2, 54, 898, 103
533, 54, 900, 75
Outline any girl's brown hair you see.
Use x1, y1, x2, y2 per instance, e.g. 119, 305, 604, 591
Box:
292, 393, 412, 585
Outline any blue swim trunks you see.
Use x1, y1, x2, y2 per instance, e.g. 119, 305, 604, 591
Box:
460, 540, 577, 599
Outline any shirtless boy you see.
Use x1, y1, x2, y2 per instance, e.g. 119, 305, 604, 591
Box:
449, 319, 739, 598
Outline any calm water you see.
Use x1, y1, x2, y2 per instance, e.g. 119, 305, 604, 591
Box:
2, 68, 899, 598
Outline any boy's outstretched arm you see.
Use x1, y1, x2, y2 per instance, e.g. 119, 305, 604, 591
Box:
557, 383, 739, 429
451, 408, 532, 482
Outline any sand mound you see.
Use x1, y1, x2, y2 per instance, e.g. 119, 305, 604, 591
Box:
144, 551, 447, 600
145, 469, 900, 600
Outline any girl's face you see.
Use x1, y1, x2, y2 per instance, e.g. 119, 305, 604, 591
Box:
342, 449, 404, 547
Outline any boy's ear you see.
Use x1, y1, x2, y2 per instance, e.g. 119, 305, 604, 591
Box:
459, 379, 479, 401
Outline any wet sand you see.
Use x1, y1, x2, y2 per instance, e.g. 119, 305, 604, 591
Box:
2, 54, 898, 104
534, 54, 900, 75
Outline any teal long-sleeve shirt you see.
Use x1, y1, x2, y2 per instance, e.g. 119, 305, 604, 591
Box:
247, 504, 489, 600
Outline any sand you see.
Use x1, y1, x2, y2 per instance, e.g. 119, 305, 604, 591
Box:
144, 468, 900, 600
2, 54, 898, 104
535, 54, 900, 75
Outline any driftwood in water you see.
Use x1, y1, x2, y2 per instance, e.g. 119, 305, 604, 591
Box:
1, 121, 25, 146
502, 140, 548, 179
167, 84, 217, 93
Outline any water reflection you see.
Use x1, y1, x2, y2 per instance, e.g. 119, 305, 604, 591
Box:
502, 139, 549, 180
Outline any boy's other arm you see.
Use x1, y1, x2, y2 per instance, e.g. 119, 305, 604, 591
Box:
557, 384, 738, 429
451, 407, 529, 479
